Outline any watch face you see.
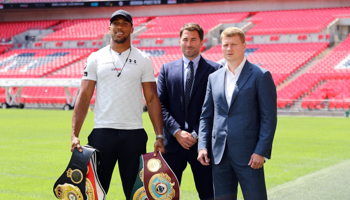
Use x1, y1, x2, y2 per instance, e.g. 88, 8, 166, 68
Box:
192, 132, 198, 139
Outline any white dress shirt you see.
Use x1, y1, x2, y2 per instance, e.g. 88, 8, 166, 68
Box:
225, 57, 246, 106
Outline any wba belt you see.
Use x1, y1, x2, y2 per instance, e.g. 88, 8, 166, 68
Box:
53, 145, 106, 200
130, 152, 180, 200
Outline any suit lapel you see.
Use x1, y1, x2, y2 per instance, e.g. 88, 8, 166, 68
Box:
229, 60, 253, 107
220, 69, 229, 111
190, 56, 211, 99
175, 59, 185, 110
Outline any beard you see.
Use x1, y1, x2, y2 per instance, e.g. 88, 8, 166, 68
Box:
182, 47, 200, 58
112, 34, 130, 44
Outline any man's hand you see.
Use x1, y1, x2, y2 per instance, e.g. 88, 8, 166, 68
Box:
71, 136, 82, 152
248, 153, 264, 169
154, 138, 165, 156
197, 149, 210, 166
174, 130, 197, 150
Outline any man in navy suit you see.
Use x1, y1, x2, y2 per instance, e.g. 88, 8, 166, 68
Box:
157, 23, 221, 200
198, 27, 277, 200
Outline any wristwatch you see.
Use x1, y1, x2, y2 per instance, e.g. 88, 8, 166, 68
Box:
191, 131, 198, 139
156, 135, 164, 139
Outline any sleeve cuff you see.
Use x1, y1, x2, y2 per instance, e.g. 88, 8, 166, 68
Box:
172, 129, 181, 137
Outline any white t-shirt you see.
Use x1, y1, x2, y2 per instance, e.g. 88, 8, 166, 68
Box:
82, 45, 155, 129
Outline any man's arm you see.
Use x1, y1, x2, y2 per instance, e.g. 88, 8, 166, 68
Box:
197, 76, 214, 166
143, 82, 165, 156
249, 71, 277, 169
71, 80, 96, 152
156, 65, 181, 136
156, 65, 196, 150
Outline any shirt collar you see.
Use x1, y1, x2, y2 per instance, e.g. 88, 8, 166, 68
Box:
225, 57, 246, 76
183, 54, 201, 69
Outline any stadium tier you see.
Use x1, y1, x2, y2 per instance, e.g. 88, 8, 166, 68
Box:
278, 36, 350, 109
0, 20, 61, 41
19, 87, 78, 104
138, 12, 249, 38
138, 47, 183, 76
301, 80, 350, 110
0, 48, 97, 78
42, 17, 151, 41
247, 7, 350, 35
202, 43, 328, 85
47, 58, 86, 78
0, 44, 14, 54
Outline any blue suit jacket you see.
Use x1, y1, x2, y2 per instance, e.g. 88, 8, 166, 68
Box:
198, 60, 277, 166
157, 56, 221, 153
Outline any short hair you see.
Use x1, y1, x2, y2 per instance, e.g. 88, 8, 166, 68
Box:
180, 23, 204, 41
220, 27, 245, 43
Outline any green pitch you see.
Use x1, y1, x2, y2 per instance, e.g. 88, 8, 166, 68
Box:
0, 109, 349, 200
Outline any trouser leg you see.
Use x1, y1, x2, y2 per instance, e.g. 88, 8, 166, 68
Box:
212, 146, 238, 200
162, 147, 188, 185
87, 128, 119, 194
187, 144, 214, 200
117, 129, 148, 200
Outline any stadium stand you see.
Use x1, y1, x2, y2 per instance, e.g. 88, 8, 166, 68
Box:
278, 35, 350, 109
0, 48, 97, 78
247, 7, 350, 35
42, 17, 151, 41
19, 86, 78, 105
0, 21, 60, 42
1, 6, 350, 112
0, 44, 14, 54
138, 47, 183, 76
138, 12, 249, 39
301, 80, 350, 110
202, 43, 328, 85
47, 58, 86, 78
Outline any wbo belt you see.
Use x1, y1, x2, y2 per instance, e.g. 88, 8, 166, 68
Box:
130, 152, 180, 200
53, 145, 106, 200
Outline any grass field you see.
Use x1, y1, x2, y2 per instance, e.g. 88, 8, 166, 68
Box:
0, 109, 349, 199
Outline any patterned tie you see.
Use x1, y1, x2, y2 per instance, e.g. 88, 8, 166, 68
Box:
184, 61, 194, 122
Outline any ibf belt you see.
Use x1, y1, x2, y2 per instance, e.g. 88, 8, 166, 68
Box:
53, 145, 106, 200
130, 152, 180, 200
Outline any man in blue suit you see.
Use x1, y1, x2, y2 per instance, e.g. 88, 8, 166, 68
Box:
198, 27, 277, 200
157, 23, 221, 200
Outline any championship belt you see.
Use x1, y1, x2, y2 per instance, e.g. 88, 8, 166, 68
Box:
53, 145, 106, 200
130, 152, 180, 200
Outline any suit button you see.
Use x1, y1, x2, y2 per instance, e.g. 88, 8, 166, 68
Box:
225, 130, 227, 132
228, 114, 231, 117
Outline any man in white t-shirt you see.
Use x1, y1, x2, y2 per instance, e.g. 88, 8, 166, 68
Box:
70, 9, 165, 199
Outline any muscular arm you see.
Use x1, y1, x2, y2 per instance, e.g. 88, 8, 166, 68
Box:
143, 82, 165, 155
71, 80, 96, 152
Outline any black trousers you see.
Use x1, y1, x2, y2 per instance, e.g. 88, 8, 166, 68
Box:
87, 128, 148, 200
162, 144, 214, 200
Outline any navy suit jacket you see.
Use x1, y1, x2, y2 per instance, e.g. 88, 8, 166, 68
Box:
157, 56, 221, 153
198, 60, 277, 166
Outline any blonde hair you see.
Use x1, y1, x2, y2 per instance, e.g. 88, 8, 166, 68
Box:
220, 27, 245, 43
